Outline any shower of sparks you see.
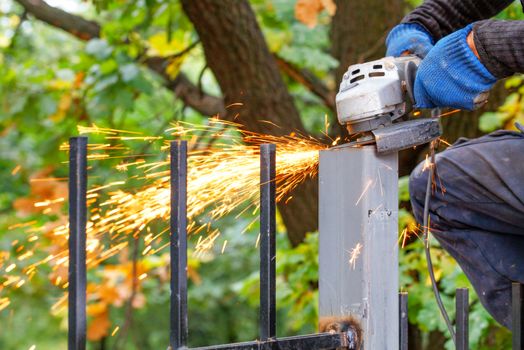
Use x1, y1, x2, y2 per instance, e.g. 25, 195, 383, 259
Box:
0, 119, 328, 308
348, 243, 363, 270
398, 227, 422, 248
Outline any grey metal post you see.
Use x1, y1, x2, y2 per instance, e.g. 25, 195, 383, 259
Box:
319, 145, 399, 349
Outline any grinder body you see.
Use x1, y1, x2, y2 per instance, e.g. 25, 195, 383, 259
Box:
336, 56, 441, 153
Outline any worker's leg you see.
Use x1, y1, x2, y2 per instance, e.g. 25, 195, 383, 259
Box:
409, 128, 524, 328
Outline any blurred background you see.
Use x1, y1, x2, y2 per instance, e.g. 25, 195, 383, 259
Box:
1, 0, 523, 349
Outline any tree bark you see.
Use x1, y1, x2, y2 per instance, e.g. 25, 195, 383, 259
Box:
329, 0, 404, 139
331, 0, 404, 85
181, 0, 318, 246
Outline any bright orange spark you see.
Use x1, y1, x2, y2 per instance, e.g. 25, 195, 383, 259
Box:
348, 242, 362, 270
355, 179, 373, 206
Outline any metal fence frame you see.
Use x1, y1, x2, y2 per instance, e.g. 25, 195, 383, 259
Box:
67, 136, 523, 350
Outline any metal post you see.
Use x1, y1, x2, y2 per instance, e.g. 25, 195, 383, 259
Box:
319, 145, 399, 349
513, 283, 524, 350
68, 137, 88, 350
456, 288, 469, 350
170, 140, 188, 349
259, 144, 276, 340
399, 292, 408, 350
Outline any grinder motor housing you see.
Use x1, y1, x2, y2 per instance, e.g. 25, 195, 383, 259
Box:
336, 56, 441, 153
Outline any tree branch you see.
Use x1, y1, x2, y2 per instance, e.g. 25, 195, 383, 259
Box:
14, 0, 226, 117
15, 0, 100, 40
144, 57, 226, 116
273, 54, 336, 113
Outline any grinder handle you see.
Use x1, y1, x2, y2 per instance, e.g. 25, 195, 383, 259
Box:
404, 60, 418, 107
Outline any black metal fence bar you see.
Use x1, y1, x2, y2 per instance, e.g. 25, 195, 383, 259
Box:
190, 332, 354, 350
456, 288, 469, 350
68, 137, 88, 350
513, 283, 523, 350
170, 140, 189, 349
399, 292, 408, 350
259, 144, 277, 341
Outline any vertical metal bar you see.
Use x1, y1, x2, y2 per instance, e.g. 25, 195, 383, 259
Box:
170, 140, 188, 349
456, 288, 469, 350
260, 144, 276, 340
319, 146, 399, 349
513, 283, 524, 350
68, 137, 87, 350
399, 292, 408, 350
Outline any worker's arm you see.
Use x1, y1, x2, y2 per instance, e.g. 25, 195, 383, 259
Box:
386, 0, 514, 58
402, 0, 514, 40
414, 20, 524, 110
413, 25, 497, 110
403, 0, 524, 78
473, 20, 524, 78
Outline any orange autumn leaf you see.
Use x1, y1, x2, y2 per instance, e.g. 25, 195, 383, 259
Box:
87, 311, 111, 341
187, 265, 202, 285
74, 71, 85, 89
49, 265, 68, 286
13, 167, 68, 216
13, 198, 37, 216
98, 284, 121, 305
87, 301, 108, 317
320, 0, 336, 15
295, 0, 336, 28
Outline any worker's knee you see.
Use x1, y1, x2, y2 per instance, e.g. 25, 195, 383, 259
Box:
408, 160, 429, 223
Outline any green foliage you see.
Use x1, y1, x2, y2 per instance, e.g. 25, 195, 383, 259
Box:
479, 75, 524, 132
400, 238, 511, 349
236, 231, 319, 335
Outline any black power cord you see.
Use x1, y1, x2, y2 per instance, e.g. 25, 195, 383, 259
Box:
423, 139, 456, 346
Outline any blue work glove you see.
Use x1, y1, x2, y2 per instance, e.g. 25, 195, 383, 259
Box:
414, 24, 497, 110
386, 23, 434, 58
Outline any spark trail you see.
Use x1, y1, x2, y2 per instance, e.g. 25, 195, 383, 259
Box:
0, 119, 327, 303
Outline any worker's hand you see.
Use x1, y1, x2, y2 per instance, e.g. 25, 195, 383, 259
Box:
414, 24, 497, 110
386, 23, 434, 58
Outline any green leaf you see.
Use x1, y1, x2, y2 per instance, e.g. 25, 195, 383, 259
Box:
92, 74, 118, 93
119, 63, 139, 82
85, 39, 113, 60
505, 75, 523, 89
479, 112, 507, 132
99, 59, 118, 74
398, 176, 410, 202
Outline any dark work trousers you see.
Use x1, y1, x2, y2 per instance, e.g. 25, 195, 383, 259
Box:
409, 127, 524, 328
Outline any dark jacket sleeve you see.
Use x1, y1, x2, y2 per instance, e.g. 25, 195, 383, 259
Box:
401, 0, 513, 40
474, 20, 524, 78
403, 0, 524, 78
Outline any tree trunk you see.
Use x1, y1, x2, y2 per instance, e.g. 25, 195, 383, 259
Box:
329, 0, 404, 139
181, 0, 317, 245
331, 0, 404, 83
